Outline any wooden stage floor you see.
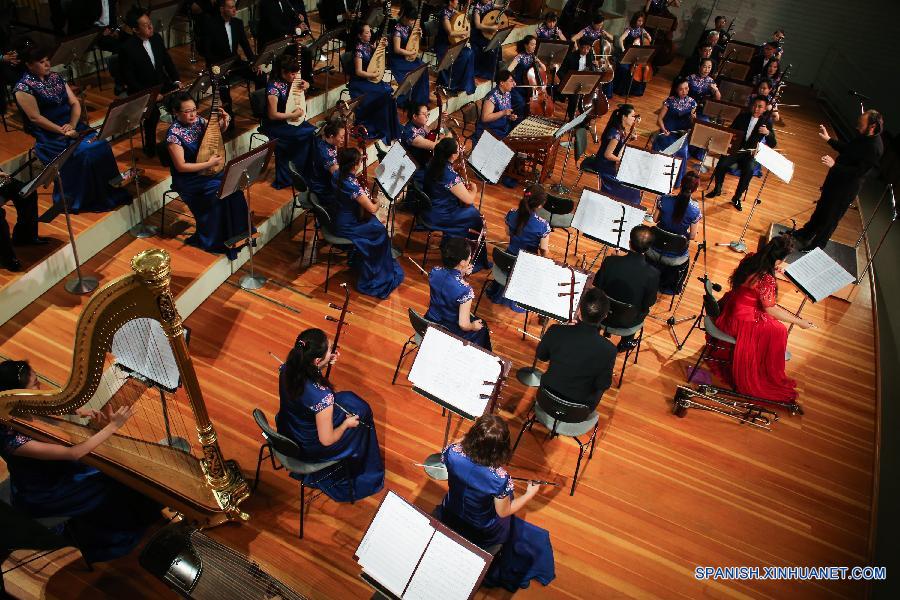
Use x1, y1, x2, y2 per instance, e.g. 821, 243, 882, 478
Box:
0, 29, 880, 600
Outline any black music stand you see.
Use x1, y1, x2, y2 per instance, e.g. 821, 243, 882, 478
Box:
487, 25, 515, 81
21, 131, 98, 294
152, 1, 182, 48
554, 71, 604, 195
620, 46, 655, 102
252, 38, 293, 73
434, 39, 467, 94
217, 141, 275, 290
393, 64, 428, 100
536, 41, 569, 74
97, 87, 159, 238
49, 30, 102, 92
309, 27, 345, 93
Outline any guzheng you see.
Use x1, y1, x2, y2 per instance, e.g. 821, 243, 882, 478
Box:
506, 116, 563, 183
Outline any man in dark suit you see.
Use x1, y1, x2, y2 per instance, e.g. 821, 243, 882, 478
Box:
707, 97, 777, 210
119, 7, 180, 155
795, 110, 884, 250
560, 38, 598, 120
592, 225, 660, 351
747, 42, 777, 83
535, 287, 617, 410
678, 43, 717, 79
256, 0, 309, 48
201, 0, 265, 123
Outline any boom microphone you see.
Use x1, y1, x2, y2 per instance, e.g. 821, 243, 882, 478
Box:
848, 89, 871, 101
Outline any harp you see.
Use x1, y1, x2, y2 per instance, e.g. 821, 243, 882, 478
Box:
0, 249, 250, 526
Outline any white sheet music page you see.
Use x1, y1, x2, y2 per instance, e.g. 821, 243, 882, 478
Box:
357, 491, 435, 598
784, 247, 854, 302
572, 189, 648, 249
408, 327, 502, 419
403, 531, 487, 600
662, 133, 688, 156
112, 318, 181, 391
754, 142, 794, 183
375, 142, 417, 199
503, 251, 589, 321
468, 133, 515, 184
617, 146, 682, 194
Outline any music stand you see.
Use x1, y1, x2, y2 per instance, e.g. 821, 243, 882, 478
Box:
97, 88, 159, 238
393, 64, 428, 100
252, 38, 292, 73
701, 99, 744, 126
151, 1, 182, 48
644, 14, 676, 33
468, 131, 515, 210
49, 30, 101, 90
689, 120, 737, 176
722, 40, 757, 63
187, 73, 214, 103
717, 78, 754, 104
21, 131, 98, 294
555, 71, 604, 194
717, 61, 750, 81
487, 25, 515, 80
217, 141, 276, 290
309, 27, 345, 93
620, 46, 655, 102
374, 142, 417, 253
536, 41, 570, 73
434, 39, 467, 93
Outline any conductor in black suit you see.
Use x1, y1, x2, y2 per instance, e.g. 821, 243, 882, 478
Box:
592, 225, 660, 351
119, 7, 181, 155
201, 0, 266, 124
560, 37, 598, 120
535, 288, 617, 411
707, 98, 777, 210
795, 110, 884, 250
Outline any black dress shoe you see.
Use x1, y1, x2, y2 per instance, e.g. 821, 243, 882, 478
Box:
731, 197, 743, 211
12, 236, 51, 246
1, 257, 23, 272
617, 339, 638, 353
706, 187, 722, 198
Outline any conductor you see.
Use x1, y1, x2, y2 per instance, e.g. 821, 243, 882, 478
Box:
794, 110, 884, 250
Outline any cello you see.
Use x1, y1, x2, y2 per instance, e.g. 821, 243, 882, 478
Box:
527, 60, 555, 118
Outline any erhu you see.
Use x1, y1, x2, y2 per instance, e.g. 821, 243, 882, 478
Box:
323, 283, 372, 428
196, 65, 227, 176
285, 36, 308, 126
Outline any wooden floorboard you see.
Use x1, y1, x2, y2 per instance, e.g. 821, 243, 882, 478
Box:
0, 23, 880, 600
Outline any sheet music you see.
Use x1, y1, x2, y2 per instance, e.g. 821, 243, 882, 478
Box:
112, 318, 181, 391
754, 142, 794, 183
784, 247, 854, 302
357, 492, 435, 598
572, 189, 649, 250
408, 327, 502, 419
375, 143, 417, 199
617, 146, 682, 194
468, 133, 515, 184
503, 252, 589, 321
662, 133, 688, 156
554, 109, 592, 139
403, 531, 487, 600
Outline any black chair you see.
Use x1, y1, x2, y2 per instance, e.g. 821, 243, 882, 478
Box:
287, 162, 316, 246
308, 196, 354, 292
339, 51, 355, 78
687, 278, 735, 383
474, 246, 517, 313
536, 194, 576, 261
600, 297, 645, 388
391, 308, 443, 384
512, 387, 600, 496
459, 101, 480, 146
646, 227, 690, 307
154, 140, 186, 237
251, 409, 352, 539
248, 88, 269, 150
404, 184, 453, 269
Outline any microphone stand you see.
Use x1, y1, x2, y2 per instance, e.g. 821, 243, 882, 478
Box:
718, 168, 770, 253
550, 83, 584, 197
678, 191, 718, 349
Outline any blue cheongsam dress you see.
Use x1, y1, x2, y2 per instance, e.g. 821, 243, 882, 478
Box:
399, 121, 430, 189
260, 79, 318, 189
613, 27, 649, 97
511, 52, 536, 123
435, 443, 555, 591
423, 164, 490, 270
474, 87, 512, 143
0, 425, 160, 562
487, 209, 551, 309
471, 1, 500, 79
166, 118, 252, 259
434, 8, 477, 95
651, 95, 697, 187
306, 137, 338, 212
425, 266, 491, 349
649, 194, 701, 292
348, 42, 401, 144
581, 127, 643, 206
388, 22, 430, 107
276, 372, 384, 503
14, 72, 130, 213
332, 172, 404, 298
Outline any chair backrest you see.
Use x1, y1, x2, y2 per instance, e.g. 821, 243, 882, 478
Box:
249, 88, 267, 120
460, 101, 479, 133
492, 246, 516, 275
340, 51, 354, 76
545, 194, 575, 217
407, 183, 433, 213
651, 226, 689, 255
309, 196, 334, 231
288, 162, 310, 193
573, 127, 589, 160
703, 277, 722, 318
536, 387, 594, 426
601, 295, 642, 330
252, 408, 301, 459
408, 307, 437, 337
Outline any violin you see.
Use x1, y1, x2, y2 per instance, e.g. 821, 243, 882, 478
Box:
527, 58, 555, 118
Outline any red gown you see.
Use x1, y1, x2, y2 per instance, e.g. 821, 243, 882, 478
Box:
710, 273, 798, 401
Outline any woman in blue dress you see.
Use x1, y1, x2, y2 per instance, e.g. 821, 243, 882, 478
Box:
647, 170, 701, 293
423, 137, 490, 271
14, 46, 131, 213
436, 414, 555, 591
425, 237, 492, 349
486, 184, 550, 310
434, 0, 476, 95
580, 104, 643, 206
569, 13, 612, 47
508, 36, 548, 124
306, 119, 345, 213
536, 11, 566, 41
276, 328, 384, 503
0, 360, 160, 563
471, 0, 501, 80
686, 59, 721, 105
165, 92, 251, 260
349, 24, 401, 144
475, 70, 516, 144
331, 148, 405, 298
400, 103, 446, 189
652, 79, 697, 187
613, 12, 652, 97
388, 7, 430, 108
261, 53, 318, 190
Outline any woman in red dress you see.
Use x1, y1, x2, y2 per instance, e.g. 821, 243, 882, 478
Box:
712, 236, 815, 401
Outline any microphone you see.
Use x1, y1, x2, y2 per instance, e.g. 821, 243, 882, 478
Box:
848, 89, 871, 101
697, 276, 722, 292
